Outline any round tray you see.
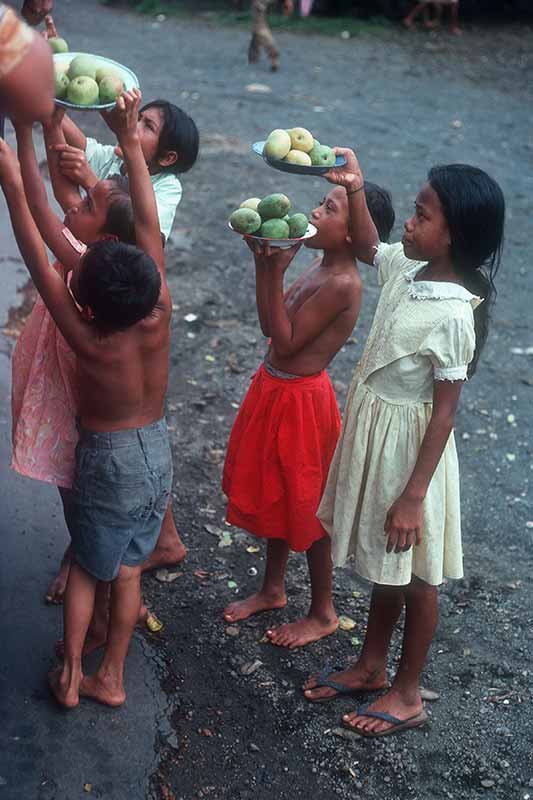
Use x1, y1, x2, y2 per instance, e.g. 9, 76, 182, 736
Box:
252, 141, 346, 176
229, 221, 317, 249
54, 52, 139, 111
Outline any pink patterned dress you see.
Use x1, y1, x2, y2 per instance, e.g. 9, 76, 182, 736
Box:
11, 229, 86, 489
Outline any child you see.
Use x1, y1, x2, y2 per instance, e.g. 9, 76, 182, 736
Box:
222, 181, 395, 649
1, 88, 173, 708
303, 148, 504, 736
248, 0, 293, 72
55, 96, 199, 242
403, 0, 461, 35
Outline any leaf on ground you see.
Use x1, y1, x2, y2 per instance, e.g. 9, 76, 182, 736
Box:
338, 615, 356, 631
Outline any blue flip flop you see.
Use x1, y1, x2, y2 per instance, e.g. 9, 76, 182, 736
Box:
305, 666, 388, 704
342, 703, 428, 737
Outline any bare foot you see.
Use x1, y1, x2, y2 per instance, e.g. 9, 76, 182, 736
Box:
303, 661, 388, 702
45, 561, 71, 605
266, 613, 339, 649
79, 674, 126, 707
48, 665, 82, 709
223, 590, 287, 623
141, 540, 187, 574
342, 687, 424, 735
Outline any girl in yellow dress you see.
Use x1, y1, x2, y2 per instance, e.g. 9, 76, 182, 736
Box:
303, 148, 504, 737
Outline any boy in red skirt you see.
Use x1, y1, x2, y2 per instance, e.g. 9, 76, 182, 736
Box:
222, 180, 395, 649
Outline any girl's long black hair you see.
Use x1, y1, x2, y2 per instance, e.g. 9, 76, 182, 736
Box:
428, 164, 505, 376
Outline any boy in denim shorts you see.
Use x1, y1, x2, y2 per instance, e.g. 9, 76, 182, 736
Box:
0, 88, 172, 708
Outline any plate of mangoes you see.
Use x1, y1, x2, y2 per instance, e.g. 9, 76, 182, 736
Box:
253, 127, 346, 175
53, 51, 139, 111
229, 193, 317, 248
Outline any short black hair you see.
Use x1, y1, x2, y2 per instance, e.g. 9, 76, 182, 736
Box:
141, 100, 199, 174
79, 240, 161, 331
104, 176, 136, 245
364, 181, 395, 242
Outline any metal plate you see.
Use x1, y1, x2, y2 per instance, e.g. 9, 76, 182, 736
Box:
229, 221, 317, 249
252, 141, 346, 176
54, 52, 139, 111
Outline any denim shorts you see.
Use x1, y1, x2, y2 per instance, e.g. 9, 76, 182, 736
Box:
65, 418, 173, 581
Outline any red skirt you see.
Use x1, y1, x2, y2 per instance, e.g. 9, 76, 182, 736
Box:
222, 364, 341, 552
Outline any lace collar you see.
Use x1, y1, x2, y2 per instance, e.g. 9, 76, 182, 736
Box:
404, 264, 482, 308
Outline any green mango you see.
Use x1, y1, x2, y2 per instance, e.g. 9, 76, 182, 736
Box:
99, 75, 124, 104
260, 219, 290, 240
288, 213, 309, 239
230, 208, 262, 235
49, 37, 68, 54
257, 193, 291, 221
54, 70, 69, 99
67, 55, 97, 80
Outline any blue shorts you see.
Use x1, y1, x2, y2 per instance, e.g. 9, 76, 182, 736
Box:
65, 418, 173, 582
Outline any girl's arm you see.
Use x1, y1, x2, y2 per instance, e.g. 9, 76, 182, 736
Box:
14, 123, 81, 272
263, 243, 360, 358
384, 380, 463, 553
61, 114, 87, 151
324, 147, 379, 266
42, 107, 81, 211
102, 90, 164, 279
0, 140, 93, 358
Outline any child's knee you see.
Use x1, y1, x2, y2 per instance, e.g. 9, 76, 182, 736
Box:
115, 564, 141, 583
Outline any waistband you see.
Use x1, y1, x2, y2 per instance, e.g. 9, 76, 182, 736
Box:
258, 363, 326, 386
77, 418, 168, 449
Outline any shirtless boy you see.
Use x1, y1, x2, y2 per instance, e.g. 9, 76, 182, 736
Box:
0, 89, 173, 708
222, 182, 395, 649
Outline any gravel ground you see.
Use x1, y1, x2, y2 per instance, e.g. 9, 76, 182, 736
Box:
11, 2, 533, 797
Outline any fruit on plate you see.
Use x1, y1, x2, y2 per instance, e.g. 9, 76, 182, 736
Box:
54, 69, 69, 99
264, 129, 291, 160
98, 75, 124, 104
257, 193, 291, 220
48, 37, 69, 54
229, 208, 262, 235
287, 213, 308, 239
240, 197, 262, 212
260, 218, 290, 239
287, 127, 314, 153
285, 150, 312, 166
67, 75, 99, 106
67, 54, 97, 81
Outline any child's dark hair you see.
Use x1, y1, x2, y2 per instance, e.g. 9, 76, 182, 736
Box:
141, 100, 199, 174
428, 164, 505, 376
78, 240, 161, 331
103, 176, 135, 245
364, 181, 395, 242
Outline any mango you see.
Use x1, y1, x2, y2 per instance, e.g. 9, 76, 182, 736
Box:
95, 66, 122, 84
310, 144, 336, 167
98, 75, 124, 104
258, 193, 291, 220
240, 197, 261, 212
260, 219, 290, 239
285, 150, 312, 166
264, 128, 291, 161
287, 127, 314, 153
288, 213, 308, 239
49, 37, 69, 54
67, 55, 97, 80
54, 70, 69, 99
67, 76, 99, 106
230, 208, 262, 235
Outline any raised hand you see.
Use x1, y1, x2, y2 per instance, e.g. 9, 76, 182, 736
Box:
42, 14, 57, 39
49, 143, 98, 190
101, 88, 142, 142
324, 147, 364, 191
257, 240, 302, 273
0, 138, 22, 187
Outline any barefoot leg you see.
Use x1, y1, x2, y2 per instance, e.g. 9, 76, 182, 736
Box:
45, 486, 74, 605
49, 560, 97, 708
343, 578, 437, 734
267, 536, 338, 648
55, 580, 110, 659
80, 564, 141, 707
141, 503, 186, 573
449, 2, 461, 34
223, 538, 289, 622
403, 2, 426, 29
304, 583, 404, 701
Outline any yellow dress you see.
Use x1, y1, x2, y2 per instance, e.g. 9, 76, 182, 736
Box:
317, 243, 480, 586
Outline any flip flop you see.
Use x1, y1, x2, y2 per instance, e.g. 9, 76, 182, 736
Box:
304, 665, 388, 704
342, 703, 428, 738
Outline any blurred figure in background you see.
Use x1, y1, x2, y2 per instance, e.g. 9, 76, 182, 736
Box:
248, 0, 294, 72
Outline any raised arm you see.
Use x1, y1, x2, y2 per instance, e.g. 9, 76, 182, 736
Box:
0, 139, 92, 356
261, 243, 359, 358
324, 147, 379, 266
42, 107, 81, 211
61, 115, 88, 151
102, 90, 164, 278
14, 122, 82, 272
